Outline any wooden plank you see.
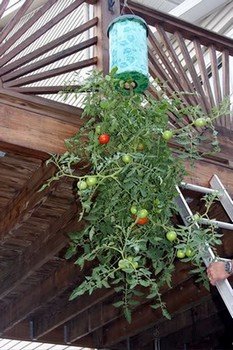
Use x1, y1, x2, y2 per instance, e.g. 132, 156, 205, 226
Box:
148, 29, 191, 108
94, 0, 120, 74
0, 88, 83, 123
34, 289, 115, 339
193, 39, 215, 108
156, 25, 199, 107
125, 1, 233, 55
0, 17, 98, 76
0, 201, 79, 300
0, 162, 56, 243
0, 0, 10, 21
0, 0, 34, 45
2, 37, 98, 83
0, 0, 86, 68
0, 0, 59, 57
0, 101, 80, 154
222, 50, 230, 129
174, 32, 210, 113
209, 45, 222, 112
101, 278, 210, 347
5, 57, 97, 87
11, 85, 81, 95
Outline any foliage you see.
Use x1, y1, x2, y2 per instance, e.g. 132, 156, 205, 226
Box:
45, 68, 228, 321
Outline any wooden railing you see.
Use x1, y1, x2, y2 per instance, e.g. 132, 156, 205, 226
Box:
125, 0, 233, 130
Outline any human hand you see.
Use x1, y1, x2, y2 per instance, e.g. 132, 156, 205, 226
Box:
207, 261, 231, 286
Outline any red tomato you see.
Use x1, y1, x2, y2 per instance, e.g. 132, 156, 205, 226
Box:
98, 133, 110, 144
136, 217, 149, 225
132, 215, 149, 225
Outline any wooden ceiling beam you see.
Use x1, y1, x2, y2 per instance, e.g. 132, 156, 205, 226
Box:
33, 289, 115, 340
0, 162, 57, 242
0, 201, 79, 300
101, 279, 209, 348
0, 256, 85, 334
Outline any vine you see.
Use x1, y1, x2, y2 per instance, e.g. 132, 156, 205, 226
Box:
44, 68, 228, 322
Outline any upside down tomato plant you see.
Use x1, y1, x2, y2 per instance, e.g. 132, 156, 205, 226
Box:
45, 68, 228, 322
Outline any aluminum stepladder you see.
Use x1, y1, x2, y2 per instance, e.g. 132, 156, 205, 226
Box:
175, 174, 233, 318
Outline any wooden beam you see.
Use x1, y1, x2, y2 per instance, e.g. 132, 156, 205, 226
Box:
11, 85, 81, 95
33, 289, 116, 340
0, 0, 10, 21
0, 257, 86, 334
94, 0, 120, 74
0, 200, 79, 300
0, 99, 80, 154
101, 279, 209, 347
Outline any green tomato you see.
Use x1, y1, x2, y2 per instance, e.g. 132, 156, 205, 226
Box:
77, 180, 87, 190
176, 250, 186, 259
166, 230, 177, 242
162, 130, 173, 141
86, 176, 97, 187
137, 209, 148, 218
95, 125, 101, 134
194, 118, 207, 127
130, 205, 138, 215
122, 154, 132, 164
185, 248, 194, 257
118, 259, 128, 270
100, 100, 109, 109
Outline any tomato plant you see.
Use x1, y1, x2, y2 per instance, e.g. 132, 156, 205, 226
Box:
45, 69, 228, 322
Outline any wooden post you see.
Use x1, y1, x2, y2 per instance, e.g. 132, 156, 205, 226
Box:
94, 0, 120, 74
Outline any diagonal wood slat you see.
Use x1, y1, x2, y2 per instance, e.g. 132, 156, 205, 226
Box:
193, 39, 215, 109
2, 37, 97, 83
0, 0, 59, 57
0, 17, 98, 76
0, 0, 10, 21
5, 57, 97, 87
11, 85, 81, 95
222, 50, 230, 129
0, 0, 34, 45
0, 0, 86, 68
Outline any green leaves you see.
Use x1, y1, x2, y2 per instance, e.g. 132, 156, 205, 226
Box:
43, 70, 227, 322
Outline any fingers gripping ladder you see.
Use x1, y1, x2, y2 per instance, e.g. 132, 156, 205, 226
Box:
175, 174, 233, 318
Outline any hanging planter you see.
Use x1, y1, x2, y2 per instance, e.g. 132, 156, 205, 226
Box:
108, 15, 149, 93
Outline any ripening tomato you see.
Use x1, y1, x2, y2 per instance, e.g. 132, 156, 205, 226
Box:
136, 216, 149, 225
98, 134, 110, 144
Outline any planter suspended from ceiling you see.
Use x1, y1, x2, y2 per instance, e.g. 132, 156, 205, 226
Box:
108, 15, 149, 93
